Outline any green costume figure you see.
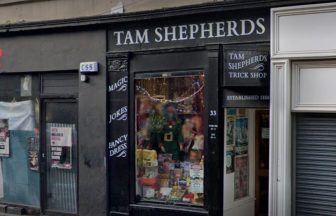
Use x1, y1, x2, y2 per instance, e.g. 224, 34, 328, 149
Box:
159, 104, 183, 160
148, 103, 165, 152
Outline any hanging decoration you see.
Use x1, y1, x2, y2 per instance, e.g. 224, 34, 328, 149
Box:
136, 83, 204, 104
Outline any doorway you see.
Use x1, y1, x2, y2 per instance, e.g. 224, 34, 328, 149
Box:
41, 99, 78, 215
223, 108, 269, 216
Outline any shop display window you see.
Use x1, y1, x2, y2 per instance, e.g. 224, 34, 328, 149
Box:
0, 74, 40, 207
135, 72, 205, 206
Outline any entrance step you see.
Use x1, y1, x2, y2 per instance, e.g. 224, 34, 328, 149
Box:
0, 213, 39, 216
6, 207, 24, 215
0, 205, 40, 216
0, 204, 7, 213
0, 214, 24, 216
0, 214, 39, 216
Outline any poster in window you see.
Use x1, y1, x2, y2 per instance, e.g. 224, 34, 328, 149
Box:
235, 117, 248, 156
28, 131, 39, 171
0, 119, 9, 157
226, 150, 235, 174
234, 155, 249, 200
226, 109, 235, 149
226, 109, 235, 173
237, 108, 247, 117
50, 126, 72, 169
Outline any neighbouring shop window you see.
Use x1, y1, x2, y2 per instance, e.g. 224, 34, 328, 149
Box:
0, 74, 40, 207
225, 108, 249, 200
135, 72, 205, 206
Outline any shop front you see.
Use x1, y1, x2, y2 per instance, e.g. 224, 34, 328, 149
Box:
1, 1, 335, 216
0, 30, 107, 216
107, 6, 271, 216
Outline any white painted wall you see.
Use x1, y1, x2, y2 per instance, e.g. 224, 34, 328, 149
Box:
292, 61, 336, 111
271, 2, 336, 216
0, 0, 217, 25
272, 3, 336, 58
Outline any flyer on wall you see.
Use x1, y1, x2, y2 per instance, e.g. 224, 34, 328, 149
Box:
50, 125, 73, 169
0, 119, 10, 157
28, 134, 39, 171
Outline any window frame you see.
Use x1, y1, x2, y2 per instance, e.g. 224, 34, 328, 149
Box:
127, 46, 222, 216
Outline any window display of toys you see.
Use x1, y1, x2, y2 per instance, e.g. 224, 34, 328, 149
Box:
159, 187, 173, 199
142, 149, 157, 162
193, 193, 204, 205
144, 166, 158, 178
138, 149, 159, 186
137, 146, 205, 204
170, 187, 186, 201
143, 186, 156, 199
182, 193, 194, 202
135, 74, 205, 206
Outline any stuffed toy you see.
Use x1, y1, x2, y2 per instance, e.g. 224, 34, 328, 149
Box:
192, 134, 204, 151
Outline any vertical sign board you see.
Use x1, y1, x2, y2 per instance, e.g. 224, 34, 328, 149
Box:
223, 48, 270, 108
205, 47, 221, 215
107, 55, 130, 213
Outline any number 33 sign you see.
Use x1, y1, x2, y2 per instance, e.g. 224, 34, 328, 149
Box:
210, 110, 217, 116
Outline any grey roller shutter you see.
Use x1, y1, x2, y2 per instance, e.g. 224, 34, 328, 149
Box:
42, 73, 78, 95
295, 114, 336, 216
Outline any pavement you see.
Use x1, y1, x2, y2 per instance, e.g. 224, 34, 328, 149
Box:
0, 214, 39, 216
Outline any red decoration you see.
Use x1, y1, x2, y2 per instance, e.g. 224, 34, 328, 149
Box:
0, 48, 3, 68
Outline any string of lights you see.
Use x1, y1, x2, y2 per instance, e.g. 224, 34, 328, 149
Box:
136, 84, 204, 104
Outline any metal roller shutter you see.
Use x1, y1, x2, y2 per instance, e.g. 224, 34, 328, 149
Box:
295, 114, 336, 216
42, 73, 78, 95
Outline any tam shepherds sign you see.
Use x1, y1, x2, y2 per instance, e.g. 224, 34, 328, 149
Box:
108, 12, 270, 51
113, 18, 265, 45
223, 49, 270, 87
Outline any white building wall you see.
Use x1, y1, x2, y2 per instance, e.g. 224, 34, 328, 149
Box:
0, 0, 216, 25
270, 2, 336, 216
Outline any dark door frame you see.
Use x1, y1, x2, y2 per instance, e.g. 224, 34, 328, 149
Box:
254, 109, 269, 216
40, 97, 79, 216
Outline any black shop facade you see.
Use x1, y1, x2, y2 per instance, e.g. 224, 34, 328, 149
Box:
107, 7, 270, 216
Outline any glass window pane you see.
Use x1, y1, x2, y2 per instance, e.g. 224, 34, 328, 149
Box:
135, 72, 205, 206
45, 102, 78, 213
0, 74, 40, 207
